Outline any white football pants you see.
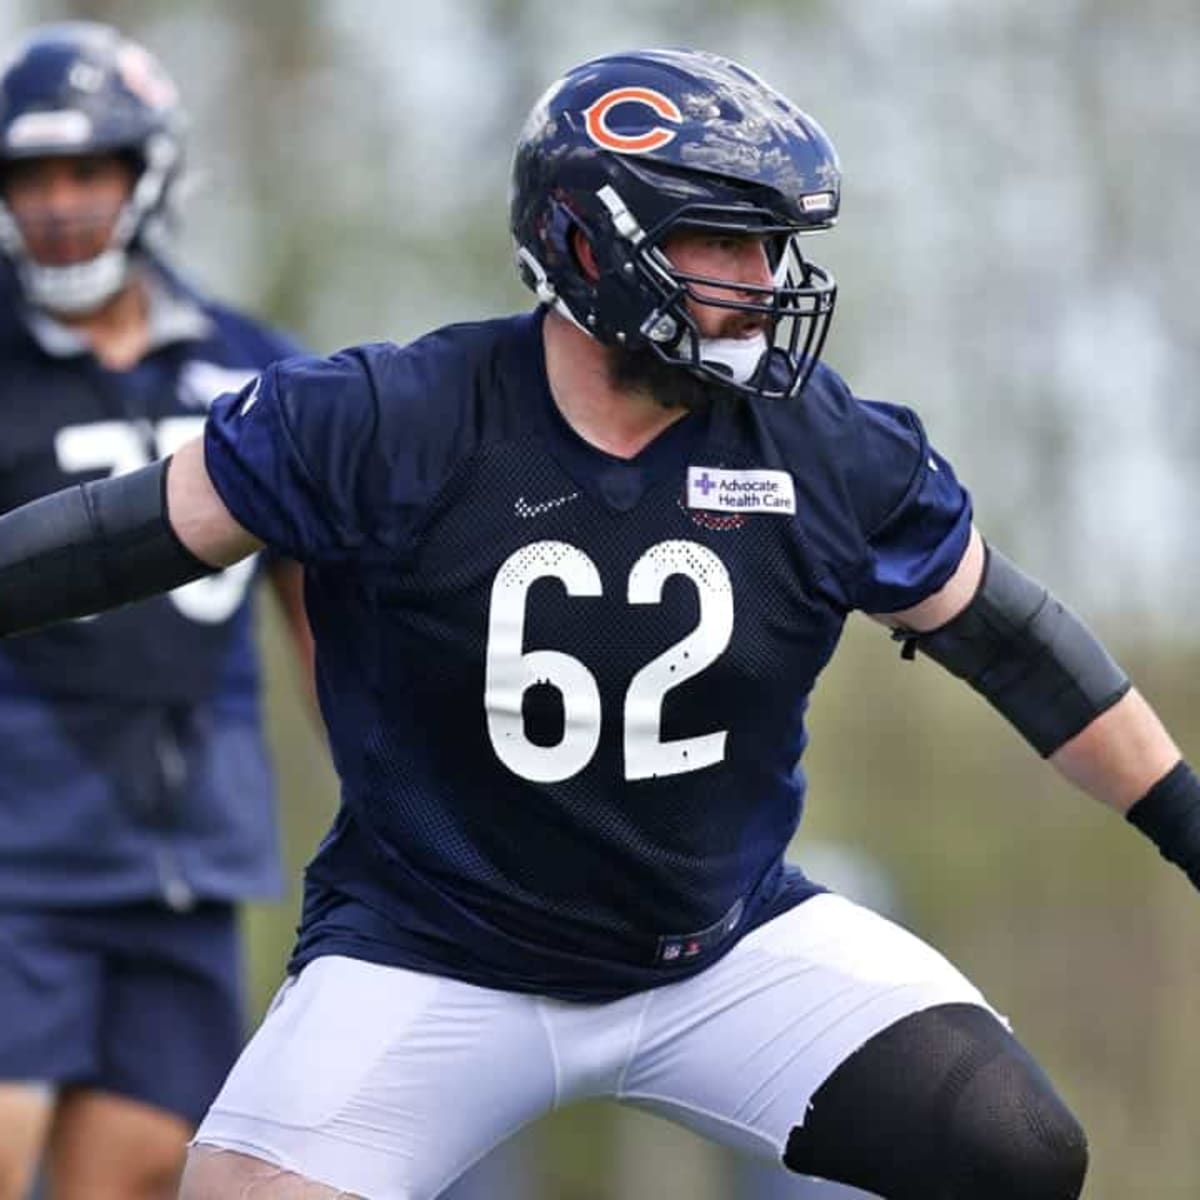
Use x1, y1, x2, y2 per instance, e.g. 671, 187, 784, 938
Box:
195, 894, 992, 1199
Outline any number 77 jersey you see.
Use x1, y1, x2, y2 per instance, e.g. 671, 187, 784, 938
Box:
204, 308, 972, 1001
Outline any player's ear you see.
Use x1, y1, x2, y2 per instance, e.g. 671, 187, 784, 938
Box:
571, 228, 600, 282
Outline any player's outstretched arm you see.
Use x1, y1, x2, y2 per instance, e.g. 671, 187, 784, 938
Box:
167, 436, 262, 567
874, 524, 1200, 891
0, 435, 261, 638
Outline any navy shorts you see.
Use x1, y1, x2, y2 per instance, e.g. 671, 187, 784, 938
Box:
0, 901, 244, 1124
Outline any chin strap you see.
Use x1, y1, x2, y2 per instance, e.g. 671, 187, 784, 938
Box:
17, 246, 131, 315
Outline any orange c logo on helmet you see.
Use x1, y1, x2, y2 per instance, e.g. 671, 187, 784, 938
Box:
583, 87, 683, 155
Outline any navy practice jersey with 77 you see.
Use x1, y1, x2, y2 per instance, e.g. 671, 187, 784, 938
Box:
205, 308, 972, 1000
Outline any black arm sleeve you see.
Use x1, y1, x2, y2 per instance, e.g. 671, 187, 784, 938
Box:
895, 543, 1130, 756
1127, 760, 1200, 891
0, 457, 218, 637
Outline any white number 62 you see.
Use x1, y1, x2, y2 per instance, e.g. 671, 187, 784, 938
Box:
484, 539, 733, 784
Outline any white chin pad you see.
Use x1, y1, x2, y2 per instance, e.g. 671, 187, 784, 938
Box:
20, 248, 129, 315
698, 332, 768, 385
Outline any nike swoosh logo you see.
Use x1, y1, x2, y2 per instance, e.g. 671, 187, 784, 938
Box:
514, 492, 580, 519
238, 377, 262, 416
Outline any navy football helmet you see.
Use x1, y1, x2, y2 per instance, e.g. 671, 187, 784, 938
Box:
510, 48, 839, 400
0, 22, 183, 313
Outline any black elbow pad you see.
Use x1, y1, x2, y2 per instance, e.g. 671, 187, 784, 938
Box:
897, 545, 1130, 756
0, 457, 218, 637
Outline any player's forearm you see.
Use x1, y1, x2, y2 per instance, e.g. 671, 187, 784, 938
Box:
1048, 688, 1179, 814
0, 436, 260, 637
0, 455, 215, 636
1052, 691, 1200, 889
893, 539, 1200, 890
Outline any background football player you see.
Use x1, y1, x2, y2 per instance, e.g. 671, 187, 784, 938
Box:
0, 23, 312, 1200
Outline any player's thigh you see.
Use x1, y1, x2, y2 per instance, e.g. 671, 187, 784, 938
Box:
194, 955, 557, 1200
45, 1088, 191, 1200
103, 902, 244, 1125
618, 893, 991, 1161
181, 1147, 363, 1198
0, 1082, 54, 1200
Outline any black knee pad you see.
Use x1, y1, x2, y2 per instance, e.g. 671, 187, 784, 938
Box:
783, 1002, 1088, 1200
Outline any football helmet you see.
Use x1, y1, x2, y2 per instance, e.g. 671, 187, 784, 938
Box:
510, 48, 839, 400
0, 22, 183, 314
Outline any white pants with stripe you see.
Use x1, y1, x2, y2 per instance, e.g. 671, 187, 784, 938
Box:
194, 894, 993, 1199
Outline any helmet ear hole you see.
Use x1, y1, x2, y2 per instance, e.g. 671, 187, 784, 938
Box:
116, 148, 144, 180
571, 228, 601, 283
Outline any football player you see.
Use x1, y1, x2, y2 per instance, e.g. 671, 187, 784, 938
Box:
1, 46, 1196, 1200
0, 22, 311, 1200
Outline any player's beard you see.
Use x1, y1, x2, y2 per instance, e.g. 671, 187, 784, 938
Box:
606, 342, 726, 413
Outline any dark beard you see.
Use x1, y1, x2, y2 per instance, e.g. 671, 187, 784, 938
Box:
606, 342, 726, 413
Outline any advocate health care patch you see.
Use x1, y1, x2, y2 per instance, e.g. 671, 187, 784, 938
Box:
686, 466, 796, 515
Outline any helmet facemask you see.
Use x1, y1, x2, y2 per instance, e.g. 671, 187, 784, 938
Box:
627, 208, 836, 402
518, 165, 837, 406
0, 23, 184, 316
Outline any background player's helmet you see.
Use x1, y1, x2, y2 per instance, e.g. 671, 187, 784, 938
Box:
0, 22, 184, 314
510, 48, 840, 400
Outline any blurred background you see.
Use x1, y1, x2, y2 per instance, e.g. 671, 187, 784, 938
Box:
5, 1, 1199, 1196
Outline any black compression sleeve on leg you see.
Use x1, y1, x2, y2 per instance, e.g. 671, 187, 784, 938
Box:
783, 1003, 1088, 1200
0, 457, 218, 637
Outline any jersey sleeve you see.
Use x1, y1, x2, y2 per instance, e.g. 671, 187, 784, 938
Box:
226, 327, 309, 573
204, 347, 396, 564
848, 400, 973, 614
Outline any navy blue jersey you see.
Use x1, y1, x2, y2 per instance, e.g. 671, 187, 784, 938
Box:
0, 260, 302, 906
0, 267, 302, 709
205, 309, 971, 999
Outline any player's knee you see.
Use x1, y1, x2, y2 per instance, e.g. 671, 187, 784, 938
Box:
935, 1046, 1088, 1198
782, 1002, 1088, 1200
